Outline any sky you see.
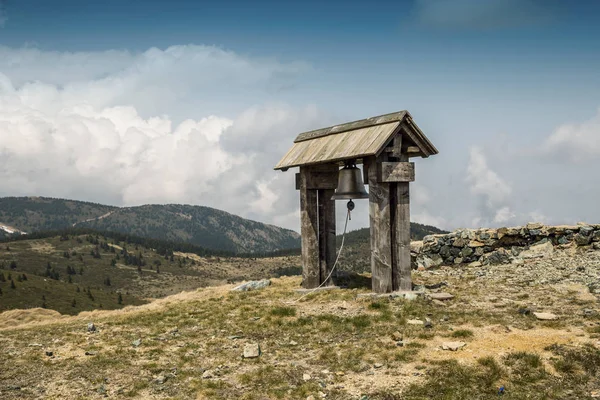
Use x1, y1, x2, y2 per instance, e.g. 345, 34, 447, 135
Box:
0, 0, 599, 233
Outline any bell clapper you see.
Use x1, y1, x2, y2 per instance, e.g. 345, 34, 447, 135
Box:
347, 199, 355, 220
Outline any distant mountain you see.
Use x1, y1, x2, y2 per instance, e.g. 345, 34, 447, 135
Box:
0, 197, 300, 253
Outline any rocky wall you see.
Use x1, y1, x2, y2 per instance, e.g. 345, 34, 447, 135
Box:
412, 222, 600, 269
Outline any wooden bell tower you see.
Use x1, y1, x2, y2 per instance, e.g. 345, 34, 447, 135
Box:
275, 111, 438, 293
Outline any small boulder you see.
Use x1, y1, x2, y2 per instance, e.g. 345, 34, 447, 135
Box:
202, 370, 214, 379
232, 279, 271, 292
521, 241, 554, 259
575, 234, 592, 246
243, 343, 261, 358
429, 293, 454, 301
87, 323, 96, 333
533, 312, 558, 321
407, 319, 424, 325
132, 339, 142, 348
442, 342, 466, 351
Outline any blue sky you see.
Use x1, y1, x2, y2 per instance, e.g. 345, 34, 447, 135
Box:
0, 0, 599, 231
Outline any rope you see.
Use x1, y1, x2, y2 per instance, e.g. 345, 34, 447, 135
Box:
282, 204, 351, 305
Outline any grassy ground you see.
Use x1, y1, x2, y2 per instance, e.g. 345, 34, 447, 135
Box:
1, 267, 600, 399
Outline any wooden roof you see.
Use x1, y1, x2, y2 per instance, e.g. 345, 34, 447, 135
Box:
274, 111, 438, 170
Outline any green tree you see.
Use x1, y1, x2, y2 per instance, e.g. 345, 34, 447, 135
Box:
71, 298, 76, 307
117, 293, 123, 305
10, 279, 16, 289
104, 276, 111, 286
9, 260, 17, 270
0, 273, 5, 282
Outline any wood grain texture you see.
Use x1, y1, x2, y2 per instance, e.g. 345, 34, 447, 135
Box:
367, 156, 393, 293
380, 162, 415, 183
299, 167, 320, 289
275, 122, 401, 170
319, 189, 336, 286
394, 153, 412, 291
294, 111, 407, 143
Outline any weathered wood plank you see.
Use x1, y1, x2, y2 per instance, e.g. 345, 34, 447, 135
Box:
295, 170, 338, 190
380, 162, 415, 183
299, 167, 320, 289
394, 153, 412, 291
294, 111, 407, 142
274, 122, 400, 170
367, 156, 393, 293
319, 189, 336, 286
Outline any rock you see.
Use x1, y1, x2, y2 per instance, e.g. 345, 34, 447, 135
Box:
45, 351, 54, 357
396, 340, 405, 347
156, 375, 167, 384
232, 279, 271, 292
518, 307, 532, 315
468, 261, 482, 267
575, 234, 592, 246
374, 363, 384, 369
85, 351, 97, 356
533, 312, 558, 321
521, 241, 554, 259
526, 222, 544, 230
306, 396, 316, 400
469, 240, 485, 247
424, 318, 433, 329
594, 243, 600, 250
303, 373, 311, 381
407, 319, 424, 325
484, 249, 511, 265
391, 331, 403, 341
428, 292, 454, 301
243, 343, 261, 358
202, 370, 214, 379
132, 339, 142, 348
580, 226, 594, 236
593, 231, 600, 242
87, 323, 96, 333
442, 341, 466, 351
432, 299, 447, 306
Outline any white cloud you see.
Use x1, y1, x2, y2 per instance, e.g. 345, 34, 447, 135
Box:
466, 146, 514, 226
542, 108, 600, 162
0, 45, 322, 231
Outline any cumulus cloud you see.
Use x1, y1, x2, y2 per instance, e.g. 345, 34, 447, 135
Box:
466, 146, 514, 227
542, 108, 600, 162
0, 45, 325, 231
413, 0, 559, 30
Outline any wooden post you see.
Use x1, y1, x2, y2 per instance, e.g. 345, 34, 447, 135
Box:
367, 156, 393, 293
299, 167, 319, 288
318, 188, 336, 285
394, 153, 412, 291
299, 165, 338, 289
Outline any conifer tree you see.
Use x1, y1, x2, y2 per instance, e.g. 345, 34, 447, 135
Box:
10, 279, 16, 289
117, 293, 123, 305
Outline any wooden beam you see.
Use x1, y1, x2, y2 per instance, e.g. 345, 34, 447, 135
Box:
319, 189, 336, 286
296, 169, 338, 190
367, 156, 393, 293
379, 162, 415, 183
394, 153, 412, 291
299, 167, 320, 289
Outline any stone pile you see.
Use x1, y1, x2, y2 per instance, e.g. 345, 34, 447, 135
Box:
413, 222, 600, 269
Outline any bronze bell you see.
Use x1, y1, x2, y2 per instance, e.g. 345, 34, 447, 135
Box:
331, 160, 369, 200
